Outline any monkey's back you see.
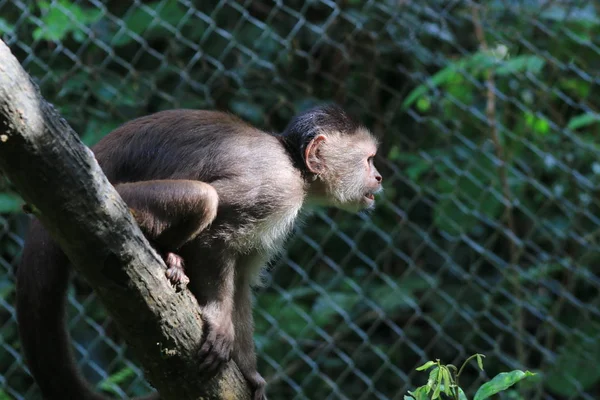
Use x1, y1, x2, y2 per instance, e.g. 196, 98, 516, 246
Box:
94, 110, 261, 183
92, 109, 306, 253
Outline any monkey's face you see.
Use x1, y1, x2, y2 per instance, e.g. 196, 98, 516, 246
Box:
305, 130, 383, 212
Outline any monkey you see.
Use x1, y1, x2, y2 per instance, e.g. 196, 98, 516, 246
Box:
16, 104, 383, 400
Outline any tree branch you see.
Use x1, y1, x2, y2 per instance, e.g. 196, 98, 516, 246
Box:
0, 38, 250, 400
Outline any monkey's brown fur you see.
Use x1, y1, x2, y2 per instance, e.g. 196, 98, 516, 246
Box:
16, 105, 382, 400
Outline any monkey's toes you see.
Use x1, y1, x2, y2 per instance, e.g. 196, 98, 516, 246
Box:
244, 370, 267, 400
164, 252, 190, 288
251, 376, 267, 400
197, 326, 233, 373
253, 389, 267, 400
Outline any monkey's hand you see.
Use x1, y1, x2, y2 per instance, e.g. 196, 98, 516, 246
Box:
198, 311, 234, 373
163, 252, 190, 289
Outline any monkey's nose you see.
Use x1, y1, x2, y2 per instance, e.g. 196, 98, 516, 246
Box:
375, 174, 382, 183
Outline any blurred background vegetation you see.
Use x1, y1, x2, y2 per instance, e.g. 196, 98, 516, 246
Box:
1, 0, 599, 399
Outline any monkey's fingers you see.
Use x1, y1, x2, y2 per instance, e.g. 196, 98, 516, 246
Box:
198, 330, 232, 372
164, 252, 189, 289
198, 330, 218, 365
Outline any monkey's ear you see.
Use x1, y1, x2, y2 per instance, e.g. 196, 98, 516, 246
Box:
305, 134, 327, 174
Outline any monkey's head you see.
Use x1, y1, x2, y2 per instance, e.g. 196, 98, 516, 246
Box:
282, 105, 383, 212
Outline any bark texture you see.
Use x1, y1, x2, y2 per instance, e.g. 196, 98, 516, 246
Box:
0, 38, 251, 400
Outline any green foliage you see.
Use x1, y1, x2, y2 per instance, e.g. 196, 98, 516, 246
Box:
97, 367, 137, 394
402, 50, 545, 111
432, 151, 519, 236
567, 113, 600, 130
406, 355, 536, 400
473, 371, 537, 400
545, 321, 600, 395
1, 0, 599, 399
112, 1, 187, 46
0, 193, 22, 213
34, 0, 101, 42
524, 112, 550, 136
0, 17, 14, 34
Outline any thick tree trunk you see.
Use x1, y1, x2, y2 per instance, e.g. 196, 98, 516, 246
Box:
0, 39, 251, 400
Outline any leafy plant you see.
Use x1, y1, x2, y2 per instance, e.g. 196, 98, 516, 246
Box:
405, 354, 536, 400
33, 0, 101, 42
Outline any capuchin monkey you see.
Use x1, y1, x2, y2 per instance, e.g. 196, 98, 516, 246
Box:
16, 104, 382, 400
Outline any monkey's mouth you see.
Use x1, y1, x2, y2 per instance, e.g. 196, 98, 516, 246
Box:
363, 187, 383, 205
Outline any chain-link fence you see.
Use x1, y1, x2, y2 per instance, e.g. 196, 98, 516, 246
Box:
1, 0, 599, 399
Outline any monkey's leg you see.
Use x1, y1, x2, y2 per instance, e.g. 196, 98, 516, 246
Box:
233, 277, 267, 400
193, 251, 236, 373
115, 180, 218, 286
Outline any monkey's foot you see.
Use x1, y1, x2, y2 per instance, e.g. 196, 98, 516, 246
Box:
198, 315, 234, 373
249, 372, 267, 400
164, 252, 190, 288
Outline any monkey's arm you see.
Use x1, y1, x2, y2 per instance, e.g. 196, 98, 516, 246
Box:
115, 179, 218, 285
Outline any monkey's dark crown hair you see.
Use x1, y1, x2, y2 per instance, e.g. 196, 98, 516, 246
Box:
280, 104, 361, 173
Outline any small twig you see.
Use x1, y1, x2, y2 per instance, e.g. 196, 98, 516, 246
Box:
456, 353, 478, 379
447, 364, 460, 400
471, 5, 526, 367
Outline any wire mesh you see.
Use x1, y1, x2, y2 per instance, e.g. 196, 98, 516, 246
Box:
1, 0, 599, 399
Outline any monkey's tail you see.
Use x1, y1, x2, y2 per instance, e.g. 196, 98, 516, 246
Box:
16, 218, 159, 400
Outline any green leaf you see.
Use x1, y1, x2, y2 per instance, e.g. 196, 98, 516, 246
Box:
407, 386, 430, 400
33, 0, 101, 42
97, 367, 136, 393
416, 361, 436, 371
494, 55, 545, 76
476, 354, 485, 371
458, 388, 469, 400
416, 96, 431, 112
112, 1, 186, 46
432, 381, 442, 399
402, 51, 496, 110
524, 112, 551, 136
0, 193, 22, 213
567, 113, 600, 130
473, 370, 536, 400
559, 78, 591, 98
427, 367, 440, 391
427, 366, 444, 399
441, 367, 453, 396
402, 67, 458, 110
403, 52, 544, 111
